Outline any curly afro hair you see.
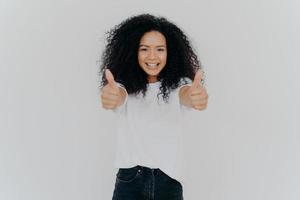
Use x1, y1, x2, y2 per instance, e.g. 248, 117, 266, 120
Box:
100, 13, 201, 102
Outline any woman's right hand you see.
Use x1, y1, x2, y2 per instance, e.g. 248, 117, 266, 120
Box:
101, 69, 126, 110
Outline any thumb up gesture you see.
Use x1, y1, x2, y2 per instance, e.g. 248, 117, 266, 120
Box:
101, 69, 126, 110
187, 70, 208, 110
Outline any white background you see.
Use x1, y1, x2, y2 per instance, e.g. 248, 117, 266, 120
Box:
0, 0, 299, 199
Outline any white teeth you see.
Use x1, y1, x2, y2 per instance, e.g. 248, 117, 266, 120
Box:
146, 63, 159, 67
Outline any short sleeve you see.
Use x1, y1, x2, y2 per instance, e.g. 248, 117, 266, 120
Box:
177, 77, 193, 111
112, 82, 128, 114
178, 77, 193, 90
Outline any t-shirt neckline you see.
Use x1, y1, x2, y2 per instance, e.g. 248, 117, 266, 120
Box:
148, 81, 160, 88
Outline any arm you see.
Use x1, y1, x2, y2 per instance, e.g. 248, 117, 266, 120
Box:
116, 84, 127, 107
179, 86, 192, 107
179, 72, 208, 110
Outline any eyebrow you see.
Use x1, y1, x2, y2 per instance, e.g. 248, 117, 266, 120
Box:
139, 45, 166, 48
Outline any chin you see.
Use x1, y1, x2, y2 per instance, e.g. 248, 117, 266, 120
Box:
142, 66, 163, 75
145, 70, 161, 77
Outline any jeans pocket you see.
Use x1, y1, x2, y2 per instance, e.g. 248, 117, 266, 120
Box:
116, 166, 141, 183
159, 169, 182, 187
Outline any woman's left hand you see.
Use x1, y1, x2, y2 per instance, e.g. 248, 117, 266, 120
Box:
188, 71, 208, 110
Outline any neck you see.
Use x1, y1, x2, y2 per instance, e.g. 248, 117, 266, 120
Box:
148, 76, 158, 83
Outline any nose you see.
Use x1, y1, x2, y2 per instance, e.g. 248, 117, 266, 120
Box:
147, 49, 156, 59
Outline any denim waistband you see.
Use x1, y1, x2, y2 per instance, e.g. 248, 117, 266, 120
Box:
134, 165, 164, 176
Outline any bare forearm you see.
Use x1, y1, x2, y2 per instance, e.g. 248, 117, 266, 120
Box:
179, 86, 192, 107
117, 86, 127, 107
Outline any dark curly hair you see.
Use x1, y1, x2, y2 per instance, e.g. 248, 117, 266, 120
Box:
99, 13, 201, 102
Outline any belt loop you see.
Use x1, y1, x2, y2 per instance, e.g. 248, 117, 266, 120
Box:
137, 165, 142, 173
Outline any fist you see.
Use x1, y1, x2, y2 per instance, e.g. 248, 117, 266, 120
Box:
188, 70, 208, 110
101, 69, 122, 110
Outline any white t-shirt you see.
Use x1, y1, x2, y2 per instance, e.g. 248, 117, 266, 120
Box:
113, 78, 192, 186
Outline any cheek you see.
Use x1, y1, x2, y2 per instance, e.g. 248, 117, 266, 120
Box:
138, 53, 146, 62
159, 53, 167, 63
137, 54, 144, 65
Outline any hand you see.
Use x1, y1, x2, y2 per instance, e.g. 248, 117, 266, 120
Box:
101, 69, 123, 110
188, 70, 208, 110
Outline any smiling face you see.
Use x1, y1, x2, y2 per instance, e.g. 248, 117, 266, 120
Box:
138, 31, 167, 83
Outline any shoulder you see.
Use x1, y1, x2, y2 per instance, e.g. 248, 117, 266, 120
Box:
178, 77, 193, 88
169, 77, 193, 96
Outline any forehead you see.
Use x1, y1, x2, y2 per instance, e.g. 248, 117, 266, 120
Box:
139, 31, 166, 46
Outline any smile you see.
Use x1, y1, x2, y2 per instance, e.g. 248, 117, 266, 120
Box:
146, 63, 159, 67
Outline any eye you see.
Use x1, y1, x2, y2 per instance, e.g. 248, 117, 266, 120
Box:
139, 48, 148, 51
157, 48, 165, 52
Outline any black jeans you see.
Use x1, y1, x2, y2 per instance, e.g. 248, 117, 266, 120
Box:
112, 165, 183, 200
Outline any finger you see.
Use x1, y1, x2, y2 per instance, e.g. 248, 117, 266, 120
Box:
102, 104, 116, 110
190, 94, 208, 102
101, 97, 118, 104
191, 70, 203, 90
190, 87, 205, 96
105, 69, 117, 88
101, 93, 119, 102
101, 88, 119, 96
193, 104, 207, 110
190, 98, 208, 105
102, 101, 117, 107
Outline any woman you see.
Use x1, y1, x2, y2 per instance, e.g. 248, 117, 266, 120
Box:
100, 13, 208, 200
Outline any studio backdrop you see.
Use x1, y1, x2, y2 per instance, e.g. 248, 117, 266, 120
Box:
0, 0, 299, 200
